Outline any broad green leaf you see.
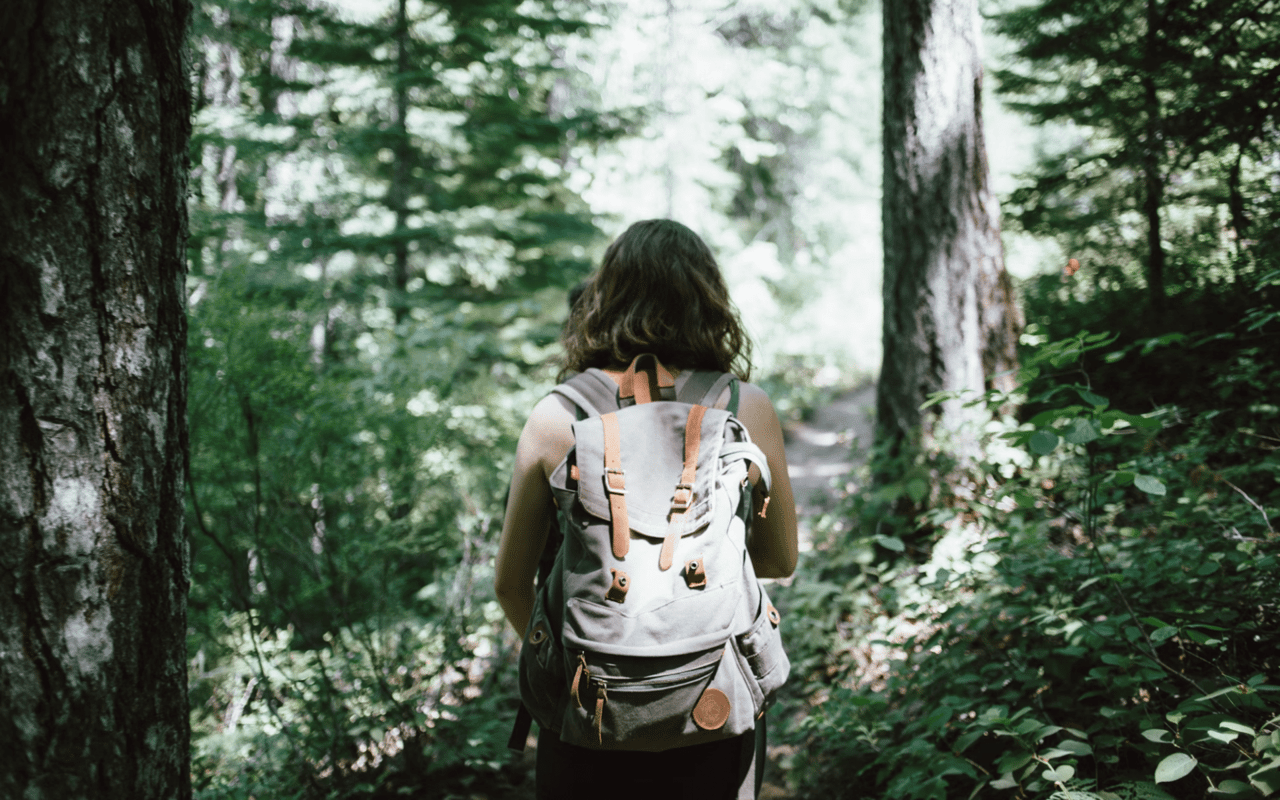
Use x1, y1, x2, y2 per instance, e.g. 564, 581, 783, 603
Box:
1075, 387, 1109, 407
1064, 418, 1101, 444
998, 750, 1033, 773
1210, 780, 1254, 795
990, 773, 1019, 790
1134, 474, 1167, 495
954, 730, 983, 754
1143, 729, 1172, 743
1250, 755, 1280, 795
1219, 722, 1255, 736
1207, 729, 1239, 744
1042, 765, 1076, 782
875, 535, 905, 552
1030, 430, 1060, 455
1150, 626, 1179, 643
1113, 470, 1137, 486
1035, 725, 1064, 741
1057, 739, 1094, 755
1155, 753, 1198, 783
905, 478, 929, 503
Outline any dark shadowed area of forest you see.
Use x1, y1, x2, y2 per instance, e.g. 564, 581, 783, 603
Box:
182, 1, 1278, 798
3, 0, 1275, 798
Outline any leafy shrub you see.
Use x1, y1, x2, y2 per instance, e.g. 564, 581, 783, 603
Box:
781, 280, 1280, 799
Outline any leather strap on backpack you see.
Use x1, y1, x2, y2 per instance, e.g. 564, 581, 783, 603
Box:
618, 353, 675, 405
660, 403, 706, 570
600, 412, 630, 559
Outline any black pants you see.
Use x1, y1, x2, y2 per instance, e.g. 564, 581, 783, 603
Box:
535, 719, 766, 800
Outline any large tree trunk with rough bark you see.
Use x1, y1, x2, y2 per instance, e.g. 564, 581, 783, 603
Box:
877, 0, 1021, 474
0, 1, 192, 797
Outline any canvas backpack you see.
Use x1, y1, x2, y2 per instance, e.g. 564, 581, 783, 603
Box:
512, 353, 789, 752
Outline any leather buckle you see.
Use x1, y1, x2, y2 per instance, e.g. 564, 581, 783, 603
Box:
604, 468, 626, 495
671, 483, 693, 511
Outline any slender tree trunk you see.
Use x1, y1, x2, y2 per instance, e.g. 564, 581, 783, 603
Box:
1142, 0, 1167, 316
0, 1, 192, 797
877, 0, 1021, 471
390, 0, 412, 322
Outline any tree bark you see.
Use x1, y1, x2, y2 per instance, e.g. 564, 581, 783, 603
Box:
1142, 0, 1167, 316
0, 1, 192, 797
877, 0, 1021, 474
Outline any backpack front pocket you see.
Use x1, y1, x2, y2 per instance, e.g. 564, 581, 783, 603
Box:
732, 584, 790, 714
558, 644, 758, 751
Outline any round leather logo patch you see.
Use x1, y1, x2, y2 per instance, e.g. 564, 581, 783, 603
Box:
692, 687, 731, 731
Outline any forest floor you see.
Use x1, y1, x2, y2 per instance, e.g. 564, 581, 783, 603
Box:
482, 383, 877, 800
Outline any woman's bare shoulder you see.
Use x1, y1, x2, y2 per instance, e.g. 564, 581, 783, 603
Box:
518, 392, 577, 477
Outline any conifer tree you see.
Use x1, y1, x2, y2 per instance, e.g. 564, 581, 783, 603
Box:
993, 0, 1280, 310
877, 0, 1021, 528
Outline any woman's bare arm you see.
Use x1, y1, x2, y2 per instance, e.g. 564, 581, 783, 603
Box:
494, 394, 575, 637
734, 382, 799, 578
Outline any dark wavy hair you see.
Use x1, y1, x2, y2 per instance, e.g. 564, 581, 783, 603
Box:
561, 219, 752, 380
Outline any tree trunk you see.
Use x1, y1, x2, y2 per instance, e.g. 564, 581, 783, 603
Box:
1142, 0, 1167, 316
389, 0, 412, 322
877, 0, 1021, 470
0, 0, 192, 797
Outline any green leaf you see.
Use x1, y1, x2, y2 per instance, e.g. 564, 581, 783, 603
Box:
1210, 780, 1254, 795
954, 730, 983, 754
1057, 739, 1094, 755
1042, 765, 1076, 782
1064, 418, 1101, 444
1250, 755, 1280, 795
1150, 626, 1179, 643
1075, 387, 1109, 407
1134, 475, 1167, 495
1155, 753, 1198, 783
905, 478, 929, 503
1036, 725, 1064, 741
998, 750, 1034, 773
1030, 430, 1060, 455
1143, 729, 1173, 743
990, 773, 1019, 790
875, 535, 905, 552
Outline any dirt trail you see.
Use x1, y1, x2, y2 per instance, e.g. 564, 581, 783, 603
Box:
783, 384, 877, 546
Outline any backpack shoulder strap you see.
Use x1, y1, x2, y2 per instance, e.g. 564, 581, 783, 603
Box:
678, 371, 739, 415
676, 370, 720, 405
551, 368, 620, 418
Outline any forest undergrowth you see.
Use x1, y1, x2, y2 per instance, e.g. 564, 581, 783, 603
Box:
185, 269, 1280, 800
777, 265, 1280, 799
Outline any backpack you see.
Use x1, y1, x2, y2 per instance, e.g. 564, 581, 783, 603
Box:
513, 353, 789, 752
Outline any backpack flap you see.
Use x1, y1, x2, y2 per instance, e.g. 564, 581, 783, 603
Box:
571, 402, 731, 541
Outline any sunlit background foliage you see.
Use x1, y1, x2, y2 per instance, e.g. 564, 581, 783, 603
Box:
184, 0, 1279, 797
